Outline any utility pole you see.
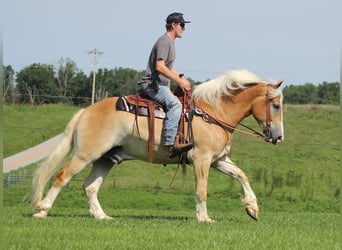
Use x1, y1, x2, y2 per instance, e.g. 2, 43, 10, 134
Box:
88, 49, 103, 104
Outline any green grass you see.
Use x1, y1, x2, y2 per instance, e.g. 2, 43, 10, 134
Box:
2, 103, 341, 249
2, 206, 340, 249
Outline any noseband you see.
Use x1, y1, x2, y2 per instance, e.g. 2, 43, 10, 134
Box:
264, 84, 273, 142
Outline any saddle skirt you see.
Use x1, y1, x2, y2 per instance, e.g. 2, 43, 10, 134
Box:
116, 95, 166, 119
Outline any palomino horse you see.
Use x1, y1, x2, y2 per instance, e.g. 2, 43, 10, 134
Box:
30, 69, 284, 222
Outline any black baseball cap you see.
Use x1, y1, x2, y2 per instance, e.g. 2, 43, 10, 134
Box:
166, 12, 191, 24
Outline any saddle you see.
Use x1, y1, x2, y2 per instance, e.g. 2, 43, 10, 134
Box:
116, 87, 194, 163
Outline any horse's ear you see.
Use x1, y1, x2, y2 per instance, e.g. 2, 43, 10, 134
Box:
273, 80, 283, 89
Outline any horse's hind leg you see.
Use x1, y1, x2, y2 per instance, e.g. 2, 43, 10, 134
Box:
83, 157, 114, 220
33, 156, 90, 218
213, 156, 259, 220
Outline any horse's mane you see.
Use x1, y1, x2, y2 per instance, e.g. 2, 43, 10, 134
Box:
192, 69, 268, 105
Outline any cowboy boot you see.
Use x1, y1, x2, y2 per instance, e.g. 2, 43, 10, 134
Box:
168, 135, 193, 158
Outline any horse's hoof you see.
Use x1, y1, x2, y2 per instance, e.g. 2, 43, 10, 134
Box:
94, 214, 114, 220
35, 201, 51, 211
33, 211, 48, 218
101, 215, 114, 220
246, 208, 258, 221
199, 217, 216, 223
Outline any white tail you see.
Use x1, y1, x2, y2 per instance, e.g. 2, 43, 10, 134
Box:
30, 109, 85, 207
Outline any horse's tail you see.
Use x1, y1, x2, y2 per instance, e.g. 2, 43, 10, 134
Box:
30, 109, 85, 208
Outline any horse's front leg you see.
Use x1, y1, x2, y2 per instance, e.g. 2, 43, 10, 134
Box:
193, 157, 214, 223
212, 156, 259, 220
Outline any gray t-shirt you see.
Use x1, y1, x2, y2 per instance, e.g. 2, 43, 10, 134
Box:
144, 33, 176, 86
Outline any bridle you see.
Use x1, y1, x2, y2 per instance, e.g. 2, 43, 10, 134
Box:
192, 84, 274, 142
264, 84, 274, 143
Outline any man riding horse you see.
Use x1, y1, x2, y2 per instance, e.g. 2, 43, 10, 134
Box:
138, 12, 193, 158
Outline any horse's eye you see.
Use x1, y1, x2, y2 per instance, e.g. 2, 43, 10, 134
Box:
273, 104, 280, 110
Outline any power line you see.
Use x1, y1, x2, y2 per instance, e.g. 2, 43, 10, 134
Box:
87, 49, 104, 104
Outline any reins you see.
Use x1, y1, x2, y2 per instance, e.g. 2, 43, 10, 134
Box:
191, 107, 265, 140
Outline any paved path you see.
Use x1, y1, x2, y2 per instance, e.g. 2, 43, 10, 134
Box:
3, 134, 63, 173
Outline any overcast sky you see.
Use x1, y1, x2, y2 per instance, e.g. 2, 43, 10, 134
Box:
2, 0, 341, 85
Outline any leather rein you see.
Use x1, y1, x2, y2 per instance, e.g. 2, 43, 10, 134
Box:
191, 84, 273, 142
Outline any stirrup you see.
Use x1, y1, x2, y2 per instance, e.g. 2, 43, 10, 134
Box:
168, 143, 193, 158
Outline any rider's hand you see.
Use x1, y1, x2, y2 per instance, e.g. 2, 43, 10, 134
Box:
179, 77, 191, 91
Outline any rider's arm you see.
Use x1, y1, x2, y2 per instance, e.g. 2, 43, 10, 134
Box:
156, 59, 191, 91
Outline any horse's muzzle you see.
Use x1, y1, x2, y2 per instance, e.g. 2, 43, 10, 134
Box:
263, 126, 284, 145
265, 136, 283, 145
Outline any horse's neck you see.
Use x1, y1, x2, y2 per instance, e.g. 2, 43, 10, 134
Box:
202, 86, 264, 126
225, 85, 266, 123
221, 99, 250, 125
196, 100, 243, 127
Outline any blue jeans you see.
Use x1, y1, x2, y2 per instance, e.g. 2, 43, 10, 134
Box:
140, 82, 181, 146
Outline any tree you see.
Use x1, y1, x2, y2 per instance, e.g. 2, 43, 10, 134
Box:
16, 63, 58, 105
55, 58, 77, 98
3, 65, 16, 103
95, 67, 145, 98
111, 67, 145, 96
283, 83, 317, 104
68, 70, 91, 105
283, 82, 339, 104
94, 68, 111, 101
317, 82, 339, 104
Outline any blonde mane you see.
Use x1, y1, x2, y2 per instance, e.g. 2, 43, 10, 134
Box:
192, 69, 263, 105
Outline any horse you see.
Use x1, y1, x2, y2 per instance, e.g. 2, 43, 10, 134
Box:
29, 69, 284, 222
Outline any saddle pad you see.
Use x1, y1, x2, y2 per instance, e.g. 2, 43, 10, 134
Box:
116, 96, 166, 119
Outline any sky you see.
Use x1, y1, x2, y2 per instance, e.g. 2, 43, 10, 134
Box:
1, 0, 341, 85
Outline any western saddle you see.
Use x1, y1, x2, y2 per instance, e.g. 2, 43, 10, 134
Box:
116, 87, 194, 163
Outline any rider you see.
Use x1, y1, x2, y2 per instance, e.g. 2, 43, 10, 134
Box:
139, 12, 193, 158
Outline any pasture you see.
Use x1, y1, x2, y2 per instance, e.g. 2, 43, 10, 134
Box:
2, 104, 341, 249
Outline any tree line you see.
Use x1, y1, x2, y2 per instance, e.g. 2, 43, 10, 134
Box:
3, 58, 150, 105
3, 58, 340, 105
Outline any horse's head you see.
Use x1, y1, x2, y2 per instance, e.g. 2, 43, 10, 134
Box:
192, 69, 285, 145
252, 80, 284, 145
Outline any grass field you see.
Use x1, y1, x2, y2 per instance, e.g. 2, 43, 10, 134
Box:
2, 104, 341, 249
2, 206, 339, 249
